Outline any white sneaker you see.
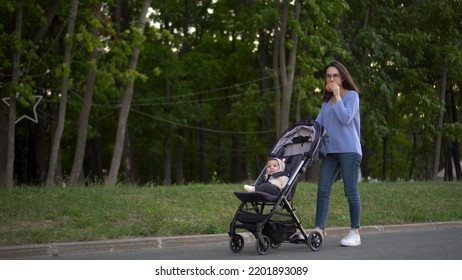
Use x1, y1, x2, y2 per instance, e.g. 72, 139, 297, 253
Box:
295, 231, 306, 240
340, 229, 361, 246
289, 231, 305, 243
243, 185, 255, 192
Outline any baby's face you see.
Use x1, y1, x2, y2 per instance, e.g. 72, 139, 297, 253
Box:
266, 160, 279, 174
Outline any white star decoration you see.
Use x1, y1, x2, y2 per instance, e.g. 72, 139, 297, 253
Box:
2, 95, 43, 124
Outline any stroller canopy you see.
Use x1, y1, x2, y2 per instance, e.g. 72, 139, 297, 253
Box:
270, 119, 324, 160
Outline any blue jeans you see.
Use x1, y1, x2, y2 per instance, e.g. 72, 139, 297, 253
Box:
315, 153, 362, 229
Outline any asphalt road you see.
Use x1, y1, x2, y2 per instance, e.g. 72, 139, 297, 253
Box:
15, 227, 462, 260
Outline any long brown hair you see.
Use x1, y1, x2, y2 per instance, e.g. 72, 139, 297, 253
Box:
322, 61, 360, 103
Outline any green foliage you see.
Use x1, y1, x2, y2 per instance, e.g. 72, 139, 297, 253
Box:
444, 123, 462, 142
340, 0, 462, 180
0, 0, 461, 186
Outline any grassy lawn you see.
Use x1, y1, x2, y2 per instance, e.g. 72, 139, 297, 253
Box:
0, 181, 461, 246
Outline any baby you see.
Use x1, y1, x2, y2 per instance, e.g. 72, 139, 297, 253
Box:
243, 158, 289, 195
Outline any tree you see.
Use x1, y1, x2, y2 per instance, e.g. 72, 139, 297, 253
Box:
2, 0, 459, 186
68, 2, 102, 185
273, 0, 299, 135
2, 1, 25, 187
106, 0, 152, 185
422, 0, 462, 181
46, 0, 79, 185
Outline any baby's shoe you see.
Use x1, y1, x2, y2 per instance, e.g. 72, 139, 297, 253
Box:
243, 185, 255, 192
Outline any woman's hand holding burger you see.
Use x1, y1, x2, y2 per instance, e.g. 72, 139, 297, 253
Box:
325, 82, 341, 103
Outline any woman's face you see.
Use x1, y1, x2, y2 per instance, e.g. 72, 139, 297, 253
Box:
325, 66, 342, 92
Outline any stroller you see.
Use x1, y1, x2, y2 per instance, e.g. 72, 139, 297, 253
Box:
228, 119, 326, 255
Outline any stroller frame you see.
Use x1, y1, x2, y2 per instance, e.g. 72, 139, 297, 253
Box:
228, 120, 325, 255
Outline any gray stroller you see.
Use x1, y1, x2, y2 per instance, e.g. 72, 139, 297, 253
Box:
228, 119, 326, 255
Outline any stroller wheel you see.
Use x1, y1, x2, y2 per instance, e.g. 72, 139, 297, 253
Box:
229, 234, 244, 253
307, 230, 323, 251
270, 241, 281, 249
256, 235, 271, 255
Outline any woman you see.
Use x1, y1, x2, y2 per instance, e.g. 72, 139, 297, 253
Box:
315, 61, 362, 246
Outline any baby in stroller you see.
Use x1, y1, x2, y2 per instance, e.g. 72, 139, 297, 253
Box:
243, 158, 289, 195
229, 120, 326, 255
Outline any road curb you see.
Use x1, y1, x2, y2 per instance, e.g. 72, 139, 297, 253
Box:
1, 221, 461, 259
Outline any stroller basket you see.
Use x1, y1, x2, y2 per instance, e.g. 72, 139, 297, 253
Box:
264, 220, 297, 243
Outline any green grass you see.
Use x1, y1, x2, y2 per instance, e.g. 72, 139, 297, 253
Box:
0, 181, 461, 246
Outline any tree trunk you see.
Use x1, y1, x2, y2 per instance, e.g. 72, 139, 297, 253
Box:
175, 129, 185, 185
199, 127, 207, 183
295, 88, 301, 122
163, 144, 172, 186
230, 135, 243, 183
360, 142, 371, 182
46, 0, 79, 185
3, 0, 25, 187
445, 147, 452, 181
161, 77, 172, 186
382, 136, 388, 180
272, 1, 281, 137
279, 0, 299, 134
30, 1, 61, 185
257, 29, 273, 172
257, 29, 273, 135
408, 130, 417, 180
449, 89, 461, 180
432, 62, 448, 180
0, 92, 8, 186
106, 0, 152, 185
36, 105, 47, 182
69, 3, 101, 186
32, 0, 61, 43
86, 130, 104, 183
273, 0, 299, 135
122, 131, 139, 183
451, 141, 461, 181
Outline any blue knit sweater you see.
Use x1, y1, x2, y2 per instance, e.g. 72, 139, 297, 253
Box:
315, 91, 362, 156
